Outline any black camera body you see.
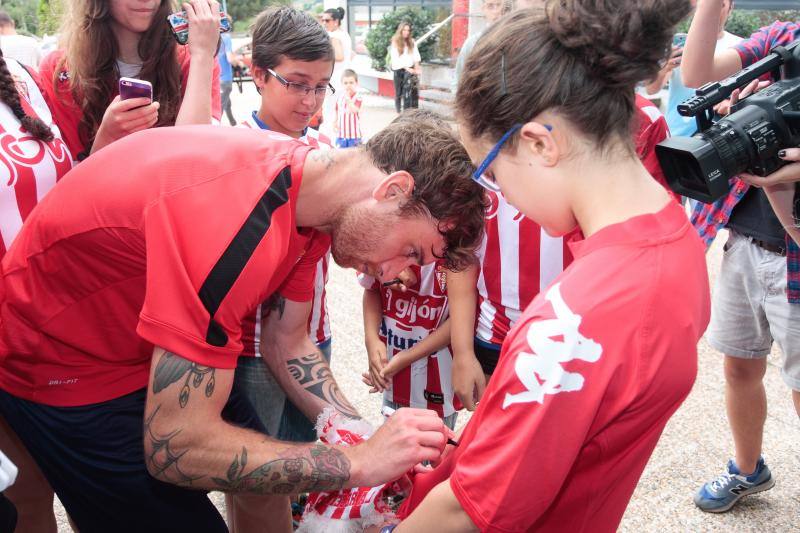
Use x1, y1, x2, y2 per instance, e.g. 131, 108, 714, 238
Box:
656, 40, 800, 202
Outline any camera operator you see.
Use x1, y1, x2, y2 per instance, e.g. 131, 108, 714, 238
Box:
682, 0, 800, 514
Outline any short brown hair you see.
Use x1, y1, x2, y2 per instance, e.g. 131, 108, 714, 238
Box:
342, 69, 358, 81
251, 6, 334, 71
366, 110, 486, 271
457, 0, 692, 154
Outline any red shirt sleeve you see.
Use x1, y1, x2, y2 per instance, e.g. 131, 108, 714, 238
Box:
448, 293, 616, 531
37, 51, 85, 158
136, 147, 305, 369
278, 231, 331, 302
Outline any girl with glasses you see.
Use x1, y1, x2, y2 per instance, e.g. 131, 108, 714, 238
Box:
386, 2, 711, 532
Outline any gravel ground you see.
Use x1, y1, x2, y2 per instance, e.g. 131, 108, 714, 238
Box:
53, 88, 800, 531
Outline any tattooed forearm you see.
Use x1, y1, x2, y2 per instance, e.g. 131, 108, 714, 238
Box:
211, 444, 350, 494
286, 352, 361, 419
153, 351, 216, 408
143, 405, 201, 486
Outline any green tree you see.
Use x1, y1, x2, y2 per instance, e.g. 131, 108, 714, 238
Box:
677, 9, 800, 37
36, 0, 62, 36
225, 0, 286, 22
364, 7, 438, 71
2, 0, 39, 35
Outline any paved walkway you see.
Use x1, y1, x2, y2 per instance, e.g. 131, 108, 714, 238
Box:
52, 89, 800, 531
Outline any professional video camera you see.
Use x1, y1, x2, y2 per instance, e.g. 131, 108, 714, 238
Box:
656, 39, 800, 203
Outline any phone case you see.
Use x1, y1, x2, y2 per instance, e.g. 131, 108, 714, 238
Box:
673, 33, 687, 48
167, 11, 231, 46
119, 77, 153, 102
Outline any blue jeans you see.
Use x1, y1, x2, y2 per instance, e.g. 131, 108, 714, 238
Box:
232, 339, 332, 442
277, 339, 332, 442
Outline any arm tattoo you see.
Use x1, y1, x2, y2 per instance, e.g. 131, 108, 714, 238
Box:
211, 444, 350, 494
286, 352, 361, 419
153, 351, 216, 408
143, 405, 201, 486
265, 293, 287, 320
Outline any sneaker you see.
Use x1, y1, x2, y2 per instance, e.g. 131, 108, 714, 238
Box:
694, 457, 775, 513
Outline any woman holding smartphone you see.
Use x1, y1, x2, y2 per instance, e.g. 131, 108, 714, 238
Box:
38, 0, 222, 160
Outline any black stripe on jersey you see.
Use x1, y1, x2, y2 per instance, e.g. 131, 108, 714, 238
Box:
199, 166, 292, 347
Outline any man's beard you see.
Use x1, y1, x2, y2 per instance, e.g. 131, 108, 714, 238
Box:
329, 205, 397, 273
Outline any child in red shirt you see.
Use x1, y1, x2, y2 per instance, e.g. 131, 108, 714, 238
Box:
392, 2, 710, 532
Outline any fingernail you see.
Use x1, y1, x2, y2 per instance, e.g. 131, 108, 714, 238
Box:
779, 150, 787, 157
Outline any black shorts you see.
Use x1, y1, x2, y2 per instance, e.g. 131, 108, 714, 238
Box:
0, 387, 264, 533
474, 338, 502, 375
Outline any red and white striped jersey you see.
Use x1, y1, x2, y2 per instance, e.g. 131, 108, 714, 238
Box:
335, 93, 362, 140
237, 118, 332, 355
476, 192, 575, 346
361, 264, 459, 418
0, 58, 73, 258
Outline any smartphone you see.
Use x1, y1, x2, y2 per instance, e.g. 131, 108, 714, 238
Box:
119, 77, 153, 103
672, 33, 687, 48
167, 11, 231, 46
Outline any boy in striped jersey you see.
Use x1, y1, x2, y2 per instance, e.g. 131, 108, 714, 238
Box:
334, 69, 363, 147
361, 263, 461, 428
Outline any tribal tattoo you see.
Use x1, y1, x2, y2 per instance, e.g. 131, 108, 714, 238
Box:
143, 405, 201, 486
211, 445, 350, 494
286, 352, 361, 419
153, 351, 216, 408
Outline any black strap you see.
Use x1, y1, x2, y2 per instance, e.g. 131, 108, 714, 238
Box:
198, 166, 292, 346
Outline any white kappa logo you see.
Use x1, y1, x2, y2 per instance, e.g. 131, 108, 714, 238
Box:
502, 283, 602, 409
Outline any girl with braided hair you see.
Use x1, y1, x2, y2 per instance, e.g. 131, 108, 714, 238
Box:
0, 48, 72, 532
388, 2, 711, 531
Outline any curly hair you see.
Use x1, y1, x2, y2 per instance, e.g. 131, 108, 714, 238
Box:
0, 51, 54, 142
57, 0, 181, 154
366, 110, 487, 271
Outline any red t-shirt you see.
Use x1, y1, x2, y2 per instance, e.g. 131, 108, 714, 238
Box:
0, 126, 328, 407
400, 201, 710, 532
37, 47, 222, 158
475, 95, 672, 348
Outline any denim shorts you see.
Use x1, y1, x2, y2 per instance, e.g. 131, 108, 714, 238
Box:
707, 230, 800, 389
232, 339, 332, 442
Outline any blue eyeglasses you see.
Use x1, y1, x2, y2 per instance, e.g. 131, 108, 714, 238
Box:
471, 123, 553, 193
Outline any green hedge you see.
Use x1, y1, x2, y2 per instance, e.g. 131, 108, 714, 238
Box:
365, 7, 438, 71
678, 10, 800, 37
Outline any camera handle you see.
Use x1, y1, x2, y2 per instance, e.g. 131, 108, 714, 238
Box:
677, 41, 800, 132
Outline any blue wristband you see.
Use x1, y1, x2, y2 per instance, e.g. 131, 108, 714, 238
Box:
380, 526, 398, 533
